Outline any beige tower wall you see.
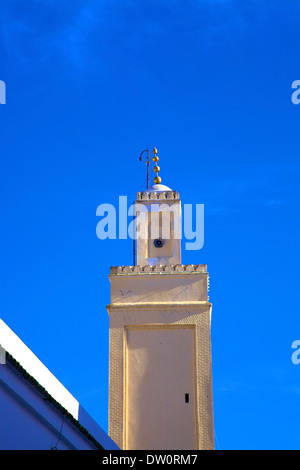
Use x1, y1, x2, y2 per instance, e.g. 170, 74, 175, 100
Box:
107, 264, 214, 450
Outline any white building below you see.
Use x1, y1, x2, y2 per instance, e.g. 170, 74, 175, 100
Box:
0, 319, 118, 450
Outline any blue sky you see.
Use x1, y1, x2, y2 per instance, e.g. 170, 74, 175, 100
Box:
0, 0, 300, 450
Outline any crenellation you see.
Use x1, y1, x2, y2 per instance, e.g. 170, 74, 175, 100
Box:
137, 190, 180, 201
109, 264, 207, 275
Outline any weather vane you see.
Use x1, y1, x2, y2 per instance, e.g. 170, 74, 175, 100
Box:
139, 149, 150, 189
139, 147, 161, 188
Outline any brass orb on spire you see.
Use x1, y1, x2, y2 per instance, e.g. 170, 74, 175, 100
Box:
152, 147, 162, 185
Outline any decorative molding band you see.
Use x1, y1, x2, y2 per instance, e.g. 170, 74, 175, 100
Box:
136, 190, 180, 201
110, 264, 207, 275
107, 301, 212, 312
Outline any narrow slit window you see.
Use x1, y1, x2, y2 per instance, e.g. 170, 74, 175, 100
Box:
185, 393, 189, 403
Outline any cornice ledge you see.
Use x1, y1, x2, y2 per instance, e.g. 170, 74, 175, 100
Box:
106, 301, 212, 312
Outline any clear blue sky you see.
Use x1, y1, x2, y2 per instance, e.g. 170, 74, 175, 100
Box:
0, 0, 300, 450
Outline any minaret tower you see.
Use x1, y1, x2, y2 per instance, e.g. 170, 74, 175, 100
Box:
107, 148, 214, 450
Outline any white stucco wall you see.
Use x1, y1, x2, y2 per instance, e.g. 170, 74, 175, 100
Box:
0, 363, 94, 450
0, 319, 119, 450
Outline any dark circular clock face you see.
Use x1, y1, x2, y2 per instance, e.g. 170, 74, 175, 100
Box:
153, 238, 164, 248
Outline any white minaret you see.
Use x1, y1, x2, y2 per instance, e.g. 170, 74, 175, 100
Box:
107, 148, 214, 450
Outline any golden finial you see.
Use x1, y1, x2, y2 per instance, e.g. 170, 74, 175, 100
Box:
152, 147, 162, 184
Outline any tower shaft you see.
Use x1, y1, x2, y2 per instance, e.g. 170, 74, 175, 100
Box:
107, 179, 214, 450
